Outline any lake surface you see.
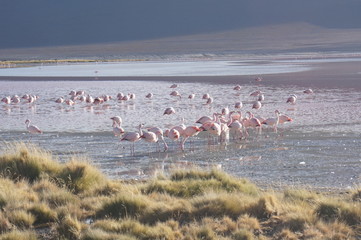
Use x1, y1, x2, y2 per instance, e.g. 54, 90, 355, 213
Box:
0, 59, 360, 190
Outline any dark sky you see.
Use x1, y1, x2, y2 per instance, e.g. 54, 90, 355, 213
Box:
1, 0, 361, 49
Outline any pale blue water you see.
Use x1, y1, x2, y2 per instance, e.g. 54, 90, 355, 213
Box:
0, 59, 360, 190
0, 59, 310, 77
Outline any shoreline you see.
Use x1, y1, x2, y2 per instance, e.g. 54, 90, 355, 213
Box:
1, 60, 360, 90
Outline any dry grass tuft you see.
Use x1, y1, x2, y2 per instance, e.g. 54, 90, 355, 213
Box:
0, 142, 61, 183
58, 159, 108, 194
0, 230, 38, 240
28, 203, 58, 225
248, 194, 279, 219
56, 215, 82, 240
96, 194, 150, 219
7, 210, 35, 229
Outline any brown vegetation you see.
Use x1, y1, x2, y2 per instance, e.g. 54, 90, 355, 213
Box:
0, 142, 360, 239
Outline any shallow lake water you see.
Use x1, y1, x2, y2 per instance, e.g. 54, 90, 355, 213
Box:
0, 59, 360, 190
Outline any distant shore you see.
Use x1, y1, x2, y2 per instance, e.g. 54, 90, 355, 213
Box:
1, 59, 360, 90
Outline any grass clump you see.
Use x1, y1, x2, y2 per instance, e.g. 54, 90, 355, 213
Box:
0, 230, 38, 240
0, 142, 61, 183
144, 168, 258, 198
28, 203, 58, 225
96, 194, 149, 219
58, 159, 108, 194
7, 210, 35, 229
56, 215, 82, 240
315, 200, 361, 225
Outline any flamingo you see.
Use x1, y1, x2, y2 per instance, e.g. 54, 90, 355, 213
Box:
303, 89, 314, 94
25, 119, 42, 134
252, 101, 262, 110
148, 127, 168, 151
250, 90, 262, 97
139, 124, 159, 151
170, 84, 178, 88
206, 97, 213, 105
117, 92, 125, 100
202, 93, 210, 99
196, 113, 217, 124
181, 126, 202, 150
93, 97, 104, 105
286, 94, 297, 104
1, 96, 11, 104
121, 95, 129, 101
165, 128, 180, 144
262, 110, 280, 133
221, 107, 230, 116
129, 93, 135, 99
110, 116, 122, 126
11, 95, 20, 104
188, 93, 195, 100
170, 91, 181, 99
69, 90, 76, 97
234, 101, 243, 109
27, 95, 36, 104
65, 99, 75, 106
145, 93, 153, 99
255, 76, 263, 82
112, 121, 125, 137
76, 90, 85, 96
228, 119, 243, 141
233, 85, 242, 91
257, 94, 265, 102
163, 107, 176, 115
121, 125, 141, 155
55, 97, 64, 104
86, 95, 94, 104
279, 114, 293, 124
242, 112, 262, 137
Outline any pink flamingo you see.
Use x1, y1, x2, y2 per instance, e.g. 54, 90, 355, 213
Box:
252, 101, 262, 110
202, 93, 210, 99
170, 91, 181, 99
181, 126, 202, 150
196, 113, 217, 125
148, 127, 168, 151
112, 122, 125, 137
1, 96, 11, 104
233, 85, 242, 91
170, 84, 178, 88
205, 97, 213, 105
55, 97, 64, 103
262, 110, 280, 133
234, 101, 243, 109
286, 94, 297, 104
25, 119, 42, 134
139, 124, 159, 151
279, 114, 293, 124
145, 93, 153, 99
188, 93, 195, 100
242, 112, 262, 137
163, 107, 176, 115
121, 125, 141, 155
250, 90, 262, 97
303, 89, 313, 94
110, 116, 122, 126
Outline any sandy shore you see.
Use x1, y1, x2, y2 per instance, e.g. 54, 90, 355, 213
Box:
1, 60, 360, 90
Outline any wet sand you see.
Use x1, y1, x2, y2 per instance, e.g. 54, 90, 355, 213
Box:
1, 60, 360, 90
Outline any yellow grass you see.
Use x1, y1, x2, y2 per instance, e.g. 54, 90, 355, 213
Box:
0, 142, 360, 239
